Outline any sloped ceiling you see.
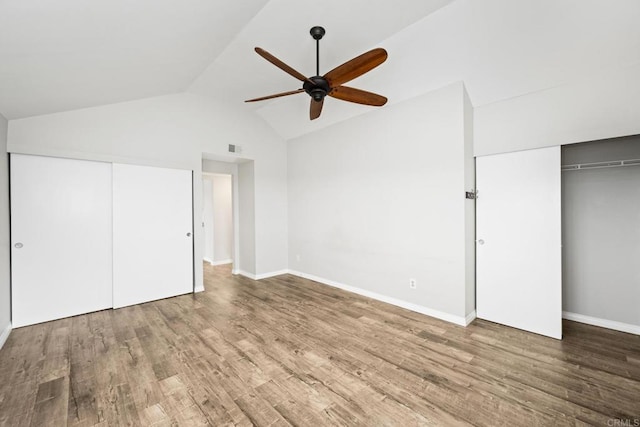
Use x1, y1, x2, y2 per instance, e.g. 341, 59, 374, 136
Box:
1, 0, 639, 140
0, 0, 271, 119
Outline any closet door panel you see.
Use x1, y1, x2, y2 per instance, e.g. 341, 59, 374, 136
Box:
10, 154, 113, 327
476, 146, 562, 339
112, 164, 193, 308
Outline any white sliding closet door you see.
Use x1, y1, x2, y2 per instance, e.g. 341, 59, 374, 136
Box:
112, 164, 193, 308
476, 146, 562, 339
11, 154, 113, 327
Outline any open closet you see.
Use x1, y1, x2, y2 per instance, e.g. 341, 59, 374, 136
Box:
476, 135, 640, 338
562, 135, 640, 333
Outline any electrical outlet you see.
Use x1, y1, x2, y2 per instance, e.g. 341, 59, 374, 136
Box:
409, 278, 417, 289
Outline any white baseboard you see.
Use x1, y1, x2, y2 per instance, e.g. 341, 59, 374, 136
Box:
194, 286, 205, 293
236, 270, 256, 280
288, 270, 470, 327
203, 258, 232, 266
255, 270, 289, 280
0, 322, 11, 350
236, 269, 289, 281
465, 310, 477, 326
563, 311, 640, 335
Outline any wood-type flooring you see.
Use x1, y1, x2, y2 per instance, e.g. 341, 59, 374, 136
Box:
0, 263, 639, 426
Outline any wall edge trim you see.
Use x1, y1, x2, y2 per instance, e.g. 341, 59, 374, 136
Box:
236, 270, 256, 280
288, 270, 469, 327
0, 323, 12, 350
563, 311, 640, 335
237, 269, 289, 280
465, 310, 477, 326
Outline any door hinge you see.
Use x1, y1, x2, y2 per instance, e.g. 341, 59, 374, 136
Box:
465, 189, 478, 200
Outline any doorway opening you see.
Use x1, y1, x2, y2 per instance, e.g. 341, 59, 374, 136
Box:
202, 173, 234, 268
200, 154, 255, 291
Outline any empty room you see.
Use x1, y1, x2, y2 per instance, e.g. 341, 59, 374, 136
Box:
0, 0, 639, 425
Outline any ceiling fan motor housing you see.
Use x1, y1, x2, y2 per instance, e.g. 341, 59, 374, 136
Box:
303, 76, 330, 102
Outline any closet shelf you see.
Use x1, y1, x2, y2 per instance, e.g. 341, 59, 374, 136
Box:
561, 158, 640, 171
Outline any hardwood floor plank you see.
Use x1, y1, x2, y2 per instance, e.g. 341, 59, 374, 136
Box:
30, 376, 68, 426
1, 263, 639, 426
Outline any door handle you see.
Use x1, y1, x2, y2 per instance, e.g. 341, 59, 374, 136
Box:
477, 239, 485, 245
186, 232, 191, 237
14, 242, 24, 249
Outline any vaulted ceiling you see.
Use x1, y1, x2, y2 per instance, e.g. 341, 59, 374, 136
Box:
1, 0, 639, 140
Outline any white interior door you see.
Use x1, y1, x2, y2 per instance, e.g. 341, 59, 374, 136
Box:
10, 154, 113, 327
112, 163, 193, 308
476, 146, 562, 339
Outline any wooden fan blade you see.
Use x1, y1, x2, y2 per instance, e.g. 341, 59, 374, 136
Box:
245, 88, 304, 102
323, 48, 387, 87
329, 86, 387, 106
255, 47, 313, 84
310, 99, 324, 120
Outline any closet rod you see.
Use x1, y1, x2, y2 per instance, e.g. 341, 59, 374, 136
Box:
561, 158, 640, 172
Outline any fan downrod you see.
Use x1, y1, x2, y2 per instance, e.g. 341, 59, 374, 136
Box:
310, 26, 326, 86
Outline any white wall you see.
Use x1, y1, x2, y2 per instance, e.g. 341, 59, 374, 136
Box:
7, 93, 289, 290
463, 88, 475, 316
474, 62, 640, 156
562, 137, 640, 332
212, 175, 233, 263
0, 113, 10, 348
203, 159, 236, 175
288, 82, 475, 324
202, 178, 215, 263
238, 162, 256, 276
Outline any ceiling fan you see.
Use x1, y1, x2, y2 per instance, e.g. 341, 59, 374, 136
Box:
245, 26, 388, 120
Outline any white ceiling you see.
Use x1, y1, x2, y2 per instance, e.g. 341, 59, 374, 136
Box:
0, 0, 270, 119
1, 0, 639, 140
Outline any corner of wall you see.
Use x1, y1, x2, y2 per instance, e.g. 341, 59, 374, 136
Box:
237, 161, 256, 275
0, 112, 11, 348
462, 84, 476, 318
0, 322, 12, 349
